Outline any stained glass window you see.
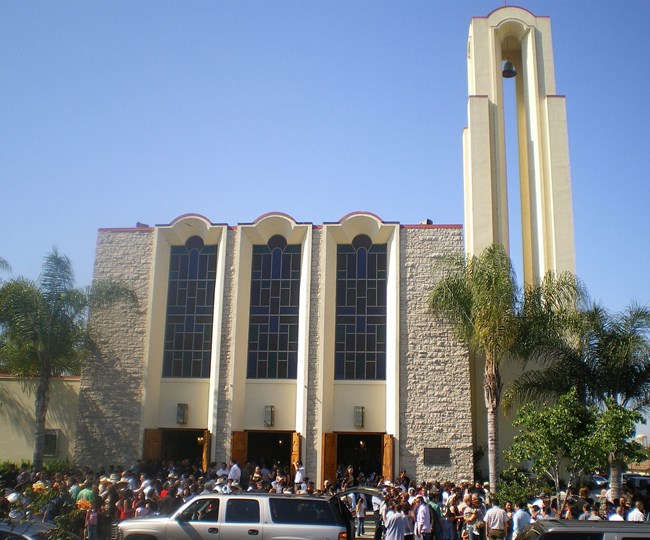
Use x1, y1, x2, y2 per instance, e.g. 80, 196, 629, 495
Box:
247, 235, 301, 379
335, 234, 387, 380
162, 236, 217, 378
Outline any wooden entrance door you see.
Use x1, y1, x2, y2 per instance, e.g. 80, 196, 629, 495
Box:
382, 434, 394, 482
231, 431, 248, 464
322, 432, 337, 484
143, 429, 162, 461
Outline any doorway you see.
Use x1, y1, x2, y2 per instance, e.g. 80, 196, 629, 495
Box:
161, 429, 205, 463
246, 431, 292, 467
336, 433, 382, 478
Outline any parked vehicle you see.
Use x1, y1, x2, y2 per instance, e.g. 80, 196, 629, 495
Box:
117, 493, 351, 540
519, 518, 650, 540
0, 520, 80, 540
623, 473, 650, 492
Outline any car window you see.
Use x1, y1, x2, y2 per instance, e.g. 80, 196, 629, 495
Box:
225, 499, 260, 523
177, 498, 220, 522
269, 498, 340, 525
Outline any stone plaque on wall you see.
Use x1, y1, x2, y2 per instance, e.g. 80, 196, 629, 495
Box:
424, 447, 451, 466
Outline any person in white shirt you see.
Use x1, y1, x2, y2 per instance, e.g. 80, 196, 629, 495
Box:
627, 501, 645, 522
228, 460, 241, 482
609, 506, 625, 521
216, 462, 230, 479
293, 461, 305, 489
484, 498, 509, 540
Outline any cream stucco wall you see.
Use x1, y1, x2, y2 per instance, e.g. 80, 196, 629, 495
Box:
142, 215, 228, 433
332, 382, 386, 432
158, 380, 210, 428
229, 215, 312, 438
316, 214, 400, 478
464, 6, 575, 284
0, 376, 79, 463
243, 381, 297, 430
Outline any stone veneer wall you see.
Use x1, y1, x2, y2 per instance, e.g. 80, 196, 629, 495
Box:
399, 226, 473, 481
305, 228, 322, 481
213, 228, 237, 462
75, 229, 154, 467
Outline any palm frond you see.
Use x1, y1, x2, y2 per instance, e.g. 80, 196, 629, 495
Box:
88, 280, 138, 310
0, 257, 10, 274
39, 248, 74, 298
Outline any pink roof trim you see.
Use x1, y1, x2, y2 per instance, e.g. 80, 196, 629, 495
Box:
338, 211, 385, 223
251, 212, 297, 224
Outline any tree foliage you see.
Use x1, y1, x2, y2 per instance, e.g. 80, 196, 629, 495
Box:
504, 302, 650, 497
0, 248, 137, 467
505, 389, 645, 504
429, 244, 518, 490
429, 244, 584, 490
505, 389, 599, 498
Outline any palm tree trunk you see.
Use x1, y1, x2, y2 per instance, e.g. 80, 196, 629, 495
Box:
609, 457, 623, 501
33, 372, 51, 469
484, 355, 501, 491
485, 398, 499, 491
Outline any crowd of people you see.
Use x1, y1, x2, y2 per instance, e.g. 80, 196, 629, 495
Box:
369, 476, 650, 540
2, 459, 650, 540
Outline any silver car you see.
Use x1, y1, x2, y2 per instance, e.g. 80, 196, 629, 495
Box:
117, 493, 351, 540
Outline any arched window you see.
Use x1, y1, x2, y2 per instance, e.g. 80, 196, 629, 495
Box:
247, 235, 301, 379
335, 234, 387, 380
162, 236, 217, 378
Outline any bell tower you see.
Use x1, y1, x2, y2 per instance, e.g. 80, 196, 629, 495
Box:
463, 7, 575, 283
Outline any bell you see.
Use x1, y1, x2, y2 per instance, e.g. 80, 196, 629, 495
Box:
502, 60, 517, 78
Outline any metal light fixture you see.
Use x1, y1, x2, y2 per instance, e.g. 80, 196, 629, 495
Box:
502, 60, 517, 78
264, 405, 275, 427
354, 406, 365, 428
177, 403, 188, 424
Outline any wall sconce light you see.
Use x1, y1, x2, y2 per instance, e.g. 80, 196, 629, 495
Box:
197, 435, 205, 446
354, 406, 365, 428
177, 403, 188, 425
264, 405, 275, 427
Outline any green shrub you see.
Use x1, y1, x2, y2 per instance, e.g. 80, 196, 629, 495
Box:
497, 467, 539, 505
43, 459, 74, 474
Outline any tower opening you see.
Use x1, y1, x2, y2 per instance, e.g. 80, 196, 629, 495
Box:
503, 43, 524, 285
463, 7, 575, 282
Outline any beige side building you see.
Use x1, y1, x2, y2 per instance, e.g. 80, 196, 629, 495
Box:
0, 376, 80, 463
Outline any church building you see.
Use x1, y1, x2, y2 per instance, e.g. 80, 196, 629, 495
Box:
72, 5, 577, 484
75, 212, 473, 483
0, 6, 576, 486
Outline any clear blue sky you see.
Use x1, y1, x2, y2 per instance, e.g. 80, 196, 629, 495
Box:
1, 0, 648, 314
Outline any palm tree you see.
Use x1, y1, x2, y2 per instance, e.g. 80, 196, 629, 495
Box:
0, 257, 10, 275
429, 244, 519, 490
0, 248, 137, 468
505, 303, 650, 498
